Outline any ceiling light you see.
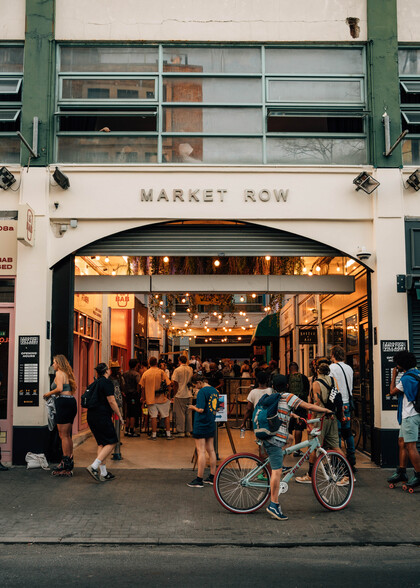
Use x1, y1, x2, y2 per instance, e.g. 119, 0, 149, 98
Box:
336, 264, 340, 272
187, 307, 191, 312
265, 256, 271, 261
155, 294, 159, 298
159, 301, 164, 305
229, 328, 232, 332
172, 311, 176, 316
238, 337, 242, 341
112, 270, 116, 276
246, 318, 249, 322
209, 338, 212, 341
205, 339, 208, 343
316, 265, 321, 272
251, 293, 256, 298
214, 259, 220, 267
353, 171, 380, 194
218, 315, 222, 319
303, 267, 307, 274
240, 296, 245, 302
225, 320, 229, 324
308, 270, 313, 276
105, 257, 109, 263
163, 256, 169, 263
95, 256, 100, 261
181, 298, 186, 303
162, 314, 166, 318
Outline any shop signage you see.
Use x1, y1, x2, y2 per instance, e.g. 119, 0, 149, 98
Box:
381, 340, 407, 411
17, 335, 40, 407
215, 394, 228, 423
74, 293, 102, 320
140, 188, 289, 204
17, 204, 35, 247
108, 293, 135, 309
0, 220, 17, 275
299, 327, 318, 344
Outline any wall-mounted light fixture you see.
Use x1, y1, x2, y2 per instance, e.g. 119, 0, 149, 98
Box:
59, 224, 68, 236
53, 167, 70, 190
353, 172, 380, 194
69, 219, 78, 229
0, 167, 16, 190
406, 169, 420, 191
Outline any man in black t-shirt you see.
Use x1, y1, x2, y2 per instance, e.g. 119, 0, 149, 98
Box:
207, 362, 224, 392
122, 358, 141, 437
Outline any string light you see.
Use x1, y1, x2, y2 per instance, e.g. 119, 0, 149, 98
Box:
163, 256, 169, 263
105, 257, 109, 263
265, 256, 271, 261
251, 293, 256, 298
240, 296, 245, 302
159, 300, 164, 305
214, 259, 220, 267
316, 265, 321, 272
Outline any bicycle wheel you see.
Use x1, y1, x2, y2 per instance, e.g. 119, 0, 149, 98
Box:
312, 451, 354, 511
214, 453, 271, 514
351, 416, 362, 449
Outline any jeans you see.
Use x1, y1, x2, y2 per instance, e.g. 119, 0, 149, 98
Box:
338, 405, 356, 467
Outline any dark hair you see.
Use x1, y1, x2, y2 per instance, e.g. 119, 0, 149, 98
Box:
317, 362, 330, 375
331, 346, 345, 362
289, 362, 299, 372
179, 356, 187, 364
95, 362, 108, 377
316, 356, 330, 367
191, 373, 208, 385
129, 358, 138, 369
256, 371, 269, 386
393, 350, 417, 371
149, 357, 157, 367
272, 374, 288, 393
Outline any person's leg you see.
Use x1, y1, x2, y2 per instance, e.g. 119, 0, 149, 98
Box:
174, 397, 184, 433
406, 441, 420, 472
185, 398, 193, 434
270, 468, 282, 502
97, 443, 117, 463
398, 436, 408, 468
57, 423, 73, 457
294, 430, 303, 445
196, 438, 206, 479
341, 406, 356, 467
205, 437, 217, 475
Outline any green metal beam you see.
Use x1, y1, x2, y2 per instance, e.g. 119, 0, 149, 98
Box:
367, 0, 402, 168
20, 0, 55, 166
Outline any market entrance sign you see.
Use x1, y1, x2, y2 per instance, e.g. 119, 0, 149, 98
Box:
140, 187, 289, 203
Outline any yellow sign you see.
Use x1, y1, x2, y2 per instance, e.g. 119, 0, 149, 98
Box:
74, 293, 102, 320
0, 220, 17, 275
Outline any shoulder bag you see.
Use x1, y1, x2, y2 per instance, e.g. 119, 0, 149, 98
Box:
337, 363, 354, 411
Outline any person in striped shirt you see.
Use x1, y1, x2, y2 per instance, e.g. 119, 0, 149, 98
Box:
265, 375, 333, 521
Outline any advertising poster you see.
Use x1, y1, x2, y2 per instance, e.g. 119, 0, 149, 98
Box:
215, 394, 227, 422
381, 340, 407, 411
18, 335, 40, 407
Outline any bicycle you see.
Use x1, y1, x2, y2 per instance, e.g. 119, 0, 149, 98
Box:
214, 417, 354, 514
351, 415, 362, 449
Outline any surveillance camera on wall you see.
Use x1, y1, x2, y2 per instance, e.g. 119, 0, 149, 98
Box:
356, 247, 372, 261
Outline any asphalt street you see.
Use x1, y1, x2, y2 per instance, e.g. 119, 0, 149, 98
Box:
1, 545, 420, 587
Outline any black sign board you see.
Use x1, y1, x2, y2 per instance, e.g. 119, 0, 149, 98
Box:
18, 335, 40, 407
381, 340, 407, 411
299, 327, 318, 344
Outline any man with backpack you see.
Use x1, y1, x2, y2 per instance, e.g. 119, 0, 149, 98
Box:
388, 350, 420, 491
287, 362, 310, 457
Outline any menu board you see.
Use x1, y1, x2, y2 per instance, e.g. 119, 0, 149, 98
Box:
18, 335, 40, 407
381, 340, 407, 411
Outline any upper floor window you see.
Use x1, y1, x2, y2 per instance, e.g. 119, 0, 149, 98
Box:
55, 45, 367, 165
0, 46, 24, 164
399, 48, 420, 165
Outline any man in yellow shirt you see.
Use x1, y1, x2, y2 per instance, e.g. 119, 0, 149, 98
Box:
140, 357, 173, 441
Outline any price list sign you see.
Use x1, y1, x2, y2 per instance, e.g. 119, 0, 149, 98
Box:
18, 335, 40, 407
381, 340, 407, 411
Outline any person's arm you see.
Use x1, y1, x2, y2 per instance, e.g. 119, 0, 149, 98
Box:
43, 371, 64, 398
189, 404, 204, 413
390, 367, 402, 396
107, 395, 124, 422
299, 382, 332, 415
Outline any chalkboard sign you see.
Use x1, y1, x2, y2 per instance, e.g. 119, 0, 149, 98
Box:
299, 327, 318, 344
18, 335, 40, 407
381, 340, 407, 411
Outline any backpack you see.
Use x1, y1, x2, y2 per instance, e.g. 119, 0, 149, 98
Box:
315, 377, 343, 418
405, 372, 420, 413
81, 379, 101, 409
252, 392, 281, 440
288, 373, 305, 399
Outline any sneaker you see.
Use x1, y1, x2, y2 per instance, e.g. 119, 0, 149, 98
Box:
174, 432, 185, 437
204, 475, 214, 485
100, 472, 116, 482
337, 476, 349, 486
131, 433, 140, 438
296, 473, 312, 484
187, 478, 204, 488
293, 450, 304, 457
185, 433, 192, 438
148, 436, 157, 441
266, 502, 288, 521
86, 465, 102, 482
282, 466, 292, 474
166, 435, 175, 441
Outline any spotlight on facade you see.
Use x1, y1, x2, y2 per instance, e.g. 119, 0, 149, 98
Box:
352, 171, 380, 194
406, 169, 420, 191
53, 167, 70, 190
0, 167, 16, 190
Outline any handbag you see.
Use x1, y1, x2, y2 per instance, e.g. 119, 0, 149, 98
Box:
337, 363, 355, 411
155, 372, 169, 396
25, 452, 50, 470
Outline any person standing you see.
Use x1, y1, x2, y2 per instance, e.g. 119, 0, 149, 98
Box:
207, 362, 224, 393
187, 373, 219, 488
329, 345, 356, 472
86, 363, 124, 482
172, 355, 193, 437
287, 362, 310, 457
109, 360, 124, 458
122, 358, 141, 437
140, 357, 173, 441
43, 355, 77, 477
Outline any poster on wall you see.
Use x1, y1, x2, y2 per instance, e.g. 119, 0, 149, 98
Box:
215, 394, 227, 422
381, 340, 407, 411
17, 335, 40, 407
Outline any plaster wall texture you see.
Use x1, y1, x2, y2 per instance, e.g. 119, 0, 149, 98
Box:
397, 0, 420, 42
0, 0, 25, 40
55, 0, 367, 42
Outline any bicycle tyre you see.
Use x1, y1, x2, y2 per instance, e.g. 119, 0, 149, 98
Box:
311, 451, 354, 511
214, 453, 271, 514
351, 416, 362, 449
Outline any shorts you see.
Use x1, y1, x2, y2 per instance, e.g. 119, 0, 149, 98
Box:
319, 417, 340, 449
148, 400, 171, 419
262, 441, 285, 470
125, 393, 141, 418
288, 405, 308, 433
87, 411, 118, 446
399, 414, 420, 443
55, 395, 77, 425
193, 431, 215, 439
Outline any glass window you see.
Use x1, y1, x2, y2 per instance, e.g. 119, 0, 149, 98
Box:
0, 109, 20, 122
0, 313, 10, 419
57, 136, 158, 163
60, 46, 159, 72
0, 279, 14, 303
267, 112, 364, 133
399, 49, 420, 75
162, 107, 262, 133
402, 111, 420, 125
0, 137, 20, 163
78, 314, 86, 333
0, 46, 24, 72
346, 315, 358, 353
163, 77, 261, 103
162, 136, 262, 164
86, 318, 93, 337
162, 46, 261, 73
266, 137, 367, 165
403, 139, 420, 165
401, 80, 420, 94
61, 78, 156, 101
265, 48, 364, 75
58, 110, 157, 132
267, 78, 363, 103
0, 78, 22, 94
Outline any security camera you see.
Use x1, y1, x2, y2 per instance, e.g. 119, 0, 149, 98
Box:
356, 247, 372, 261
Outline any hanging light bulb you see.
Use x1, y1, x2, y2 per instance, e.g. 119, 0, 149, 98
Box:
111, 270, 116, 276
218, 314, 222, 319
214, 259, 220, 267
181, 298, 186, 303
186, 308, 191, 313
163, 256, 169, 263
95, 256, 100, 261
225, 320, 229, 324
159, 300, 164, 305
251, 293, 256, 298
265, 256, 271, 261
155, 294, 159, 299
308, 270, 313, 276
240, 296, 245, 302
162, 314, 166, 318
316, 265, 321, 272
172, 311, 176, 316
238, 337, 242, 341
303, 267, 307, 274
336, 264, 341, 272
194, 314, 198, 319
105, 257, 109, 263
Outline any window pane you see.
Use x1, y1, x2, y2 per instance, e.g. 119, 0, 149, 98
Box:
0, 137, 20, 163
162, 47, 261, 73
0, 79, 21, 93
266, 137, 366, 164
0, 313, 10, 419
163, 107, 262, 133
60, 46, 159, 72
62, 78, 156, 100
0, 279, 14, 303
402, 138, 420, 165
401, 81, 420, 93
0, 47, 24, 72
163, 77, 261, 103
162, 137, 262, 163
265, 48, 363, 74
58, 112, 156, 132
402, 112, 420, 125
267, 114, 363, 133
267, 79, 362, 103
57, 136, 158, 163
399, 49, 420, 75
0, 109, 19, 122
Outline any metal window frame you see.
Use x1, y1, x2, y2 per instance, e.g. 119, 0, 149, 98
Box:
266, 76, 365, 106
0, 77, 22, 94
0, 109, 20, 122
58, 74, 158, 103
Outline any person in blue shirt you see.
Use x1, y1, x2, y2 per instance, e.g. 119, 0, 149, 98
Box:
187, 373, 219, 488
389, 350, 420, 489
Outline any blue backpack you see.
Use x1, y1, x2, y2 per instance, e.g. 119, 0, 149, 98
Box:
252, 392, 281, 440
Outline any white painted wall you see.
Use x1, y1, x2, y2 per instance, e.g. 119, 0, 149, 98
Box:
398, 0, 420, 42
55, 0, 367, 42
0, 0, 25, 40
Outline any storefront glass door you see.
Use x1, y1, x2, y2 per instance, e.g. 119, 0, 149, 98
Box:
0, 310, 13, 463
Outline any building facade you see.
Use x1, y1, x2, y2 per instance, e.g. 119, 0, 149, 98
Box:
1, 0, 419, 466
